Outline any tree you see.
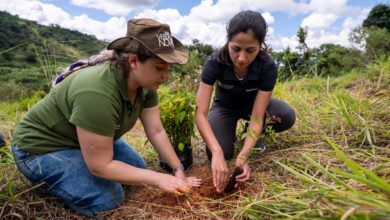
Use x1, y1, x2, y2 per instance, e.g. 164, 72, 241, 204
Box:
363, 3, 390, 31
188, 39, 215, 64
296, 26, 308, 53
313, 44, 363, 76
365, 26, 390, 59
349, 26, 368, 50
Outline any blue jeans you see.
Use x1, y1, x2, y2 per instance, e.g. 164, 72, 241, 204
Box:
11, 139, 146, 217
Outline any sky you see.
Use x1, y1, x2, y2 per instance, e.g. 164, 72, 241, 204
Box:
0, 0, 384, 51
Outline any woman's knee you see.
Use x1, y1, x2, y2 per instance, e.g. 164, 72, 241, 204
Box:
281, 106, 296, 130
267, 99, 296, 132
113, 139, 147, 169
58, 181, 124, 217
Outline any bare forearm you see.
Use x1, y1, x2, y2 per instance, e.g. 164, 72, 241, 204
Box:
195, 113, 223, 155
92, 160, 161, 185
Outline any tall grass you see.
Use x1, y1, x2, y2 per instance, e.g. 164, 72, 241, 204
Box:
234, 57, 390, 219
0, 48, 389, 218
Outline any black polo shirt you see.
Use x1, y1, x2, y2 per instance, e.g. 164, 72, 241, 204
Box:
201, 54, 278, 109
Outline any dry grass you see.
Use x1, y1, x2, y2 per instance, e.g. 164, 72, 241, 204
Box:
0, 58, 389, 219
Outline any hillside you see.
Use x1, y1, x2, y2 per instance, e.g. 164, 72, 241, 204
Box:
0, 11, 107, 96
0, 11, 107, 65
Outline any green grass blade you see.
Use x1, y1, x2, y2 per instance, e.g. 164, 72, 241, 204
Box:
332, 168, 390, 192
274, 160, 329, 190
303, 154, 356, 191
325, 138, 364, 177
326, 138, 390, 192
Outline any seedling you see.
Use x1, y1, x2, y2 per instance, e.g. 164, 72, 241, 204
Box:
224, 167, 243, 193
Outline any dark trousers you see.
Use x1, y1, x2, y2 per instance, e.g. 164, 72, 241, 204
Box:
207, 99, 296, 160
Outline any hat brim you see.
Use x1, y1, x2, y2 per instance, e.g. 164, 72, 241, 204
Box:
107, 36, 188, 64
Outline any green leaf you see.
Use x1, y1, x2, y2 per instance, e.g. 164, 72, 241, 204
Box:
175, 111, 186, 125
178, 143, 184, 152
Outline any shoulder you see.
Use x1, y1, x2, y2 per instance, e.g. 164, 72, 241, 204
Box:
257, 54, 277, 75
65, 63, 119, 102
260, 54, 276, 68
204, 53, 222, 69
71, 63, 115, 87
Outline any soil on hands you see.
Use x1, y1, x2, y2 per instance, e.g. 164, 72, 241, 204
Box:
109, 164, 266, 219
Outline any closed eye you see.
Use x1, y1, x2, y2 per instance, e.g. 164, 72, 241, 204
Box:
246, 47, 258, 53
231, 45, 241, 52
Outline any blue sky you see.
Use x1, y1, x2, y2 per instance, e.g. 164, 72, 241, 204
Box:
0, 0, 383, 50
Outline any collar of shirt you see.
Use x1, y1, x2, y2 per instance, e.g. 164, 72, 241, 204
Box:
223, 58, 260, 81
111, 63, 146, 108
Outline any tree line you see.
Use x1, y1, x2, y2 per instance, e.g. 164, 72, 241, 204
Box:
0, 4, 388, 101
172, 3, 390, 82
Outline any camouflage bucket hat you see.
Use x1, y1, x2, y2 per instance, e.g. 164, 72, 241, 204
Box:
107, 18, 188, 64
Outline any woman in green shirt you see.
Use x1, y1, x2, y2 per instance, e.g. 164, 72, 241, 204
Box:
11, 18, 201, 217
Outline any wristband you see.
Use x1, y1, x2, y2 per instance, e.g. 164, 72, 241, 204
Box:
172, 164, 185, 173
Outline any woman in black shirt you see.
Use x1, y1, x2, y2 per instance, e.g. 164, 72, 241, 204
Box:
195, 10, 296, 193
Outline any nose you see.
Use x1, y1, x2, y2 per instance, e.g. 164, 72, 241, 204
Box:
162, 70, 169, 82
237, 51, 247, 62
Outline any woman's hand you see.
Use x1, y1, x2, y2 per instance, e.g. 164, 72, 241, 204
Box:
174, 170, 202, 187
211, 152, 229, 192
156, 173, 192, 194
235, 155, 251, 182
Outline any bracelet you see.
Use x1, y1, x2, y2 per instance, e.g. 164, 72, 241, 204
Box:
172, 164, 185, 173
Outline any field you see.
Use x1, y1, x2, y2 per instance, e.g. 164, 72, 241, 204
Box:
0, 57, 389, 219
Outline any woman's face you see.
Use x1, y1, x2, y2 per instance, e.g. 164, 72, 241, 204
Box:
130, 56, 170, 89
228, 30, 260, 73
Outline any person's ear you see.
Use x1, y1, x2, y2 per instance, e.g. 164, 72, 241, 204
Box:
128, 54, 137, 69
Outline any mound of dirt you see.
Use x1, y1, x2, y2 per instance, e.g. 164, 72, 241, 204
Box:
109, 164, 266, 219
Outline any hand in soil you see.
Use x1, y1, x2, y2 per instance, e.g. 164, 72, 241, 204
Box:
186, 176, 202, 187
174, 169, 202, 187
235, 155, 251, 182
224, 167, 244, 193
156, 173, 192, 195
211, 152, 229, 193
235, 163, 251, 182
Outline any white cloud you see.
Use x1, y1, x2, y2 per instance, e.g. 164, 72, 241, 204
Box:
0, 0, 127, 42
0, 0, 373, 51
70, 0, 160, 16
0, 0, 71, 25
189, 0, 243, 23
135, 8, 227, 47
274, 7, 371, 51
134, 4, 275, 48
189, 0, 281, 23
256, 0, 310, 15
262, 11, 275, 25
308, 0, 357, 16
301, 13, 338, 29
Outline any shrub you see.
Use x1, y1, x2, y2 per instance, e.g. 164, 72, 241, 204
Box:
159, 84, 196, 151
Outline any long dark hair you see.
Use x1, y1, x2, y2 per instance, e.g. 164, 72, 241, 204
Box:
215, 10, 268, 64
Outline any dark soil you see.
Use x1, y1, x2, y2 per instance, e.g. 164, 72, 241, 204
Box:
109, 164, 266, 219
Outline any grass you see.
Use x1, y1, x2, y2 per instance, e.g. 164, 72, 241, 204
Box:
0, 57, 389, 219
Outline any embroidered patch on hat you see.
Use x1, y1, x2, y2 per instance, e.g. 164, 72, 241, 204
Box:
156, 31, 174, 47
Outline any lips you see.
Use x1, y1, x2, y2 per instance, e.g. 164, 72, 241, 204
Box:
235, 60, 247, 66
236, 63, 247, 69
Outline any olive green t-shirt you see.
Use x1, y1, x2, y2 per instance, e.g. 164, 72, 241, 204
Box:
12, 63, 158, 154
